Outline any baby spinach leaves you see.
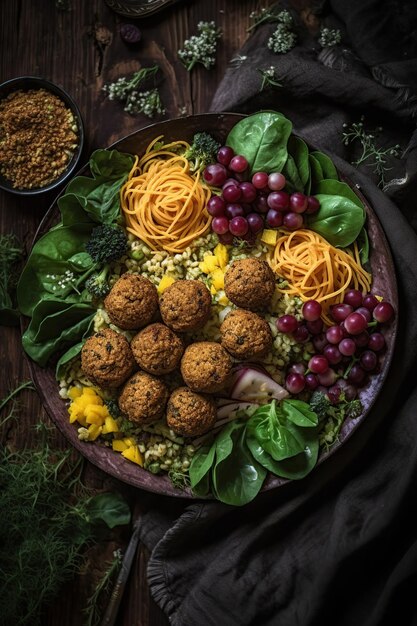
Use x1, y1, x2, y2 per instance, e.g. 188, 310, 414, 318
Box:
226, 111, 292, 175
17, 149, 134, 368
227, 111, 367, 251
189, 399, 319, 506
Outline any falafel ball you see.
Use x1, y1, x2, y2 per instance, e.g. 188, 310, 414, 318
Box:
104, 273, 159, 330
166, 387, 217, 437
118, 371, 169, 425
159, 279, 211, 332
81, 328, 135, 389
220, 309, 273, 360
224, 258, 276, 311
130, 323, 184, 375
180, 341, 232, 393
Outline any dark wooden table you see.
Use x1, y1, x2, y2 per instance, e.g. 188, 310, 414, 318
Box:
0, 1, 267, 624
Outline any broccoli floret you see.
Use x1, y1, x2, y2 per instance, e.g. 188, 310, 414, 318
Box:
309, 390, 331, 419
85, 224, 128, 265
345, 398, 363, 419
105, 399, 121, 419
184, 132, 221, 172
85, 266, 111, 299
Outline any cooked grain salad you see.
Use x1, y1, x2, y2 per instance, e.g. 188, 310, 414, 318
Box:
59, 232, 306, 478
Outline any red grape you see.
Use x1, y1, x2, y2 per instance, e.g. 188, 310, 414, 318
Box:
203, 163, 227, 187
225, 203, 244, 219
289, 192, 308, 213
343, 289, 363, 308
255, 194, 269, 214
308, 355, 329, 374
211, 216, 229, 235
289, 362, 307, 375
356, 306, 372, 323
222, 183, 242, 203
229, 216, 248, 236
368, 332, 385, 352
229, 155, 248, 173
267, 191, 289, 211
247, 213, 264, 234
331, 303, 353, 322
268, 172, 286, 191
252, 172, 269, 189
373, 301, 395, 323
217, 231, 234, 244
360, 350, 378, 371
317, 368, 338, 387
327, 384, 342, 404
283, 212, 304, 230
347, 364, 366, 385
305, 196, 320, 214
293, 324, 310, 343
306, 318, 324, 335
286, 373, 306, 394
344, 312, 368, 335
323, 344, 342, 365
354, 331, 369, 348
312, 333, 328, 352
207, 195, 226, 217
266, 209, 283, 228
239, 182, 257, 203
302, 299, 322, 322
326, 325, 345, 345
362, 294, 379, 311
217, 145, 234, 166
223, 177, 239, 188
338, 338, 356, 356
276, 314, 298, 334
305, 373, 319, 390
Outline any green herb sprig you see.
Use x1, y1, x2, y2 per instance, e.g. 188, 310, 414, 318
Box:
178, 21, 222, 71
0, 233, 23, 326
102, 66, 165, 118
83, 550, 123, 626
258, 66, 283, 92
342, 119, 401, 187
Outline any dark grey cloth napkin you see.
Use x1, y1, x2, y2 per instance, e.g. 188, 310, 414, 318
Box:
136, 2, 417, 624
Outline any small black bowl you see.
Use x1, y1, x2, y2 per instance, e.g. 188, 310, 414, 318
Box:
0, 76, 85, 196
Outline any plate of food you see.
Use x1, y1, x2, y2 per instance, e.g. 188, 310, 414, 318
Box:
18, 111, 397, 504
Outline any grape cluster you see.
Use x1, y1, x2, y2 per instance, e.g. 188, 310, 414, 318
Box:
277, 289, 395, 403
203, 146, 320, 243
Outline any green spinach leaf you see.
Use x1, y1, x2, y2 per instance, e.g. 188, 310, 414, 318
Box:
84, 492, 131, 529
356, 226, 370, 264
307, 193, 366, 247
285, 136, 310, 193
247, 435, 319, 480
309, 154, 324, 189
212, 422, 266, 506
313, 179, 364, 208
189, 444, 216, 497
226, 111, 292, 174
247, 401, 304, 461
55, 341, 85, 380
309, 151, 339, 181
283, 154, 304, 193
281, 399, 319, 427
22, 300, 95, 367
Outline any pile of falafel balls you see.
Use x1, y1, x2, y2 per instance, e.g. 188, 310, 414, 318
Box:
80, 257, 277, 439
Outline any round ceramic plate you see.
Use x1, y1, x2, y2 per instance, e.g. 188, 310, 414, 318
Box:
25, 113, 398, 498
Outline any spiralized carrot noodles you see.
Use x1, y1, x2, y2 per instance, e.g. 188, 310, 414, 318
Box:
267, 228, 372, 324
120, 136, 212, 253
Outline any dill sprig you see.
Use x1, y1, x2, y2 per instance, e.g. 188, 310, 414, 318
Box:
342, 119, 401, 187
258, 66, 283, 92
247, 6, 293, 32
83, 550, 123, 626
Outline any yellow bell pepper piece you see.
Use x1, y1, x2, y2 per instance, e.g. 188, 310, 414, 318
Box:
87, 423, 102, 441
123, 437, 137, 447
198, 261, 210, 274
214, 243, 229, 269
158, 275, 176, 294
203, 254, 219, 273
102, 416, 120, 434
211, 268, 225, 290
210, 285, 217, 296
260, 229, 278, 245
68, 386, 82, 400
121, 445, 144, 466
112, 439, 129, 452
85, 408, 105, 425
218, 291, 230, 306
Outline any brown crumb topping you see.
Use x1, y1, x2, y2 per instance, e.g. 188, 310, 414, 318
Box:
0, 88, 79, 189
